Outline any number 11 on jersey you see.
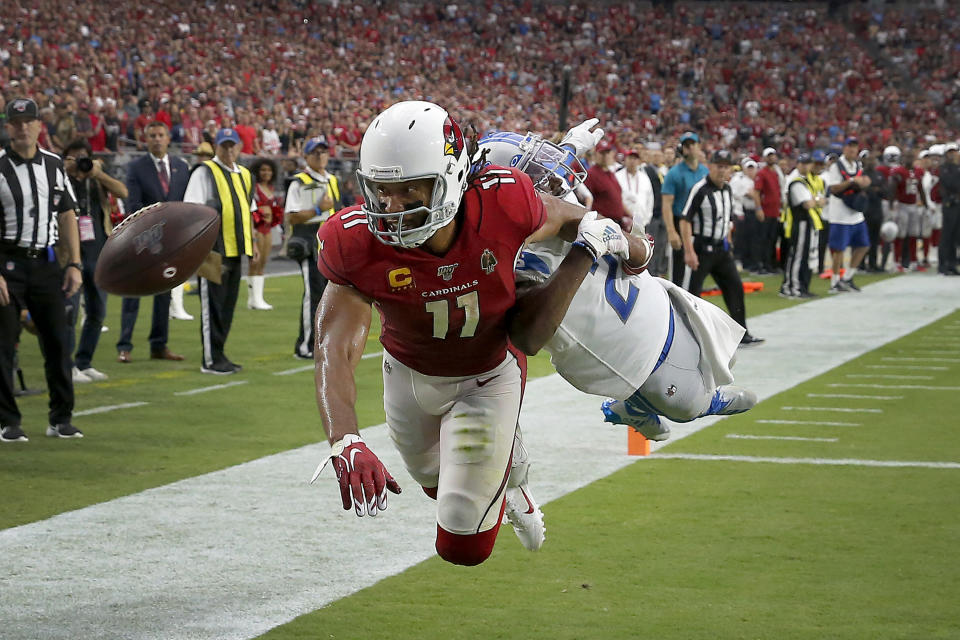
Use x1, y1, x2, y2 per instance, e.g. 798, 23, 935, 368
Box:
425, 291, 480, 339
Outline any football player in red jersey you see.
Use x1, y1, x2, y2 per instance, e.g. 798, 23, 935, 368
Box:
887, 149, 928, 270
310, 101, 629, 566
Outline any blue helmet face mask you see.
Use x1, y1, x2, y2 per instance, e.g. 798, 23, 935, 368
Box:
477, 131, 586, 197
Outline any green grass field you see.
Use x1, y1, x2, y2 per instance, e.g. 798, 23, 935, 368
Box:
4, 268, 958, 639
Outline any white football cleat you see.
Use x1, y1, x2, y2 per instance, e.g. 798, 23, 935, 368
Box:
601, 398, 671, 441
504, 485, 545, 552
707, 386, 758, 416
504, 427, 545, 551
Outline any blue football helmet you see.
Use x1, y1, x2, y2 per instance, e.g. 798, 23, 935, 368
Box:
476, 131, 586, 196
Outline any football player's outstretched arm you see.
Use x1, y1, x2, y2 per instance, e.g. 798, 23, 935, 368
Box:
510, 212, 629, 355
314, 283, 372, 444
313, 282, 401, 517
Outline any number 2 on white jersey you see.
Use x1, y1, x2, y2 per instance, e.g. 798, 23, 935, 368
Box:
425, 291, 480, 338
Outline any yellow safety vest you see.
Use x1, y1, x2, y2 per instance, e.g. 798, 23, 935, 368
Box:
295, 171, 340, 219
204, 160, 254, 257
782, 172, 825, 238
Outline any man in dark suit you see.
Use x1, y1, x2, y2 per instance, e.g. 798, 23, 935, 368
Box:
116, 121, 187, 363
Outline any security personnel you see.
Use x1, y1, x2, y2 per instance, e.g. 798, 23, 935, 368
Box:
678, 149, 763, 347
780, 152, 826, 298
640, 148, 667, 276
284, 136, 341, 359
0, 98, 84, 441
183, 128, 258, 374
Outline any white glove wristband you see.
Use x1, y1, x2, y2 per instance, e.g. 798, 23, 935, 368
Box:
310, 433, 364, 483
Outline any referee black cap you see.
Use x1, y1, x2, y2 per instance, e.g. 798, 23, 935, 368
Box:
6, 97, 39, 121
710, 149, 734, 165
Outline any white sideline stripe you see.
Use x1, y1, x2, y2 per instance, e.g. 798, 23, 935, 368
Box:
845, 374, 934, 380
647, 453, 960, 469
0, 274, 957, 640
881, 356, 957, 363
756, 419, 861, 427
273, 364, 313, 376
896, 351, 960, 356
74, 402, 150, 417
829, 383, 960, 391
726, 434, 838, 443
273, 352, 383, 376
173, 381, 249, 396
781, 406, 883, 413
865, 364, 947, 370
806, 393, 902, 400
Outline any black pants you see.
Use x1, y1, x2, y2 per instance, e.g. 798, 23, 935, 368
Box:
295, 253, 329, 357
116, 292, 171, 353
760, 217, 780, 272
645, 217, 669, 278
669, 247, 686, 286
686, 241, 748, 331
864, 209, 883, 270
782, 216, 815, 295
941, 205, 960, 273
818, 221, 831, 274
199, 256, 242, 367
0, 254, 73, 427
66, 247, 108, 369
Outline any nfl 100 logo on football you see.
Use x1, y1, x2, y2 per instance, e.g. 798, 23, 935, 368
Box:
133, 221, 166, 256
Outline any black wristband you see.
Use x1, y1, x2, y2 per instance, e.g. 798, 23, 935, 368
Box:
66, 263, 82, 272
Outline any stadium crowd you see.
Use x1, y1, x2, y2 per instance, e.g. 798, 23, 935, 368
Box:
1, 1, 957, 161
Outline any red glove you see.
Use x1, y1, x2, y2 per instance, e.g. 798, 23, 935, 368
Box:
311, 434, 401, 516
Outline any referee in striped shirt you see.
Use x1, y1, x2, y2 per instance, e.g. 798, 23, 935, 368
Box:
0, 98, 84, 442
679, 149, 764, 347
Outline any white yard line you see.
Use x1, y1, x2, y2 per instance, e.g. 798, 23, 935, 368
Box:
273, 352, 382, 376
829, 383, 960, 391
806, 393, 902, 400
781, 406, 883, 413
173, 380, 249, 396
880, 356, 957, 363
647, 453, 960, 470
865, 364, 948, 370
0, 274, 956, 640
755, 419, 861, 426
73, 402, 150, 417
845, 374, 933, 380
725, 434, 838, 443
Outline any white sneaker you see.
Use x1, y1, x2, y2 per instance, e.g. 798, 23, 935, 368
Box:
72, 367, 92, 384
79, 367, 108, 381
504, 485, 545, 551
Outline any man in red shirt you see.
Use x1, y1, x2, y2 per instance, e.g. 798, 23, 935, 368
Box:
753, 147, 783, 274
584, 140, 632, 231
312, 101, 628, 566
234, 110, 259, 156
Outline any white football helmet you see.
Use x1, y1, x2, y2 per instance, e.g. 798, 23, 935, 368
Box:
882, 145, 902, 166
477, 131, 586, 197
880, 220, 898, 243
357, 101, 470, 248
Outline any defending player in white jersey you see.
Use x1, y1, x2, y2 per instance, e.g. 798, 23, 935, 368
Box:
478, 126, 757, 442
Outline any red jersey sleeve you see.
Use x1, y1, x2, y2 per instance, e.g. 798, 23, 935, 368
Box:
468, 166, 546, 245
316, 205, 368, 287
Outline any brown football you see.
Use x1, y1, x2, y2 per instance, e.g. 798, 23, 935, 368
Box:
94, 202, 220, 296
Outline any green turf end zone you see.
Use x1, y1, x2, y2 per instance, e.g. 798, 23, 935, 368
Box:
257, 311, 960, 640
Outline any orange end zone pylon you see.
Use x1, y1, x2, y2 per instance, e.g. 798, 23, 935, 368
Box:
628, 428, 651, 456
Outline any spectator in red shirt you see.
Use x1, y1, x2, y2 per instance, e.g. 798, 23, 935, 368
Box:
234, 110, 259, 155
754, 147, 784, 273
584, 141, 632, 231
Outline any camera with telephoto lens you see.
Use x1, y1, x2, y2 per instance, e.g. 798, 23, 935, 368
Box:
76, 157, 94, 173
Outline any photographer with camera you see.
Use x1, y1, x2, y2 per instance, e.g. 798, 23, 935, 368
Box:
822, 137, 872, 293
284, 136, 341, 360
62, 139, 128, 382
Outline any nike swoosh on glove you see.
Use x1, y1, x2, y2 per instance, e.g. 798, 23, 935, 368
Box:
560, 118, 604, 158
573, 211, 631, 262
310, 433, 401, 516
